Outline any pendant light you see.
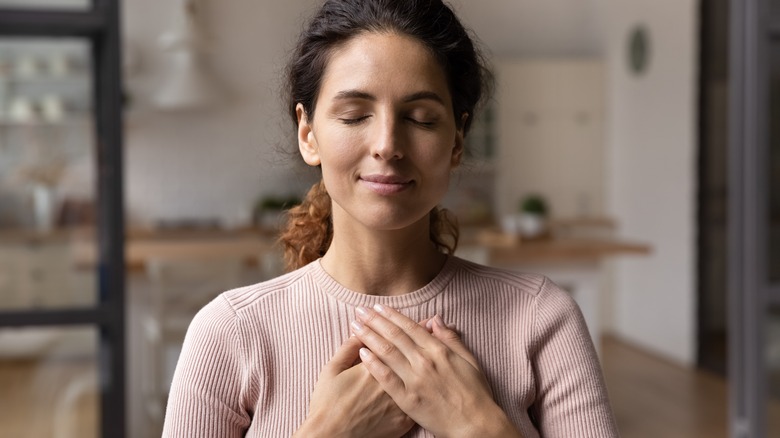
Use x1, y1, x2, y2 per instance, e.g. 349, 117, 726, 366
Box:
154, 0, 221, 110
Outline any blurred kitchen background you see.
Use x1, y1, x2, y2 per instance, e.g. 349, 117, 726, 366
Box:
0, 0, 779, 437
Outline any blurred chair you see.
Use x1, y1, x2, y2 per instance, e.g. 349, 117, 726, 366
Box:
141, 254, 244, 433
53, 368, 98, 438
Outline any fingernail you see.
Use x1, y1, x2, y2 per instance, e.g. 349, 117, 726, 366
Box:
359, 347, 370, 359
434, 314, 445, 328
373, 303, 386, 313
351, 320, 364, 332
355, 306, 369, 318
447, 323, 457, 330
425, 318, 434, 330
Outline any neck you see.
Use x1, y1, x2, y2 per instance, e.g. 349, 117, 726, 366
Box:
320, 212, 447, 297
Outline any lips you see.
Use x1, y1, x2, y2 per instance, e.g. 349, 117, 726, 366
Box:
360, 174, 412, 184
359, 174, 413, 195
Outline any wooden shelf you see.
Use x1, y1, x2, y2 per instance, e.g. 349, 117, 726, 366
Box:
462, 226, 651, 264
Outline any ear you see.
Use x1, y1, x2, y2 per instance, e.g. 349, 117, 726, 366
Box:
297, 103, 321, 166
451, 112, 468, 168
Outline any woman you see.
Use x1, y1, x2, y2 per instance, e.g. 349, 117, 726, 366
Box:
163, 0, 619, 436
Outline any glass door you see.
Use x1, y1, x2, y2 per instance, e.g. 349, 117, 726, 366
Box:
0, 1, 125, 437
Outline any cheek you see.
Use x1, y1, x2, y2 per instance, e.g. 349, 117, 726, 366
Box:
317, 136, 361, 193
418, 137, 457, 169
318, 131, 361, 166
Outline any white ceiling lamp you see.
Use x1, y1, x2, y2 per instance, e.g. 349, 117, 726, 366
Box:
154, 0, 221, 110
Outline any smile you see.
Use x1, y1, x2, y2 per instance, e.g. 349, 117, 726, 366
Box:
359, 174, 414, 195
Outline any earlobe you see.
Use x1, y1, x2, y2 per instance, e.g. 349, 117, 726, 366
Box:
451, 136, 464, 168
297, 103, 321, 166
451, 113, 468, 168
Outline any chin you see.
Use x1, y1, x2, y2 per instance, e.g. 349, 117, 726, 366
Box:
356, 206, 432, 232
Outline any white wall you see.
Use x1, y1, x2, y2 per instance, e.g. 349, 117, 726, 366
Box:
121, 0, 320, 228
454, 0, 605, 57
494, 60, 606, 218
599, 0, 698, 365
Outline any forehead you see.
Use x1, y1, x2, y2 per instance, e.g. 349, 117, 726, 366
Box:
317, 31, 452, 103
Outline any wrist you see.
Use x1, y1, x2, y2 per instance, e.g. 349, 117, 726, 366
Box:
450, 402, 523, 438
294, 412, 350, 438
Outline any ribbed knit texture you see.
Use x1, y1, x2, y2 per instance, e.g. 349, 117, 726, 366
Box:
163, 256, 619, 437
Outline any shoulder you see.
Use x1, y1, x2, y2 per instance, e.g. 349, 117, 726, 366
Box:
450, 256, 581, 323
213, 261, 316, 315
186, 262, 316, 338
185, 262, 318, 349
450, 255, 550, 298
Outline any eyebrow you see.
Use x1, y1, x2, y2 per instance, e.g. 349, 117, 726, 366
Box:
334, 90, 375, 101
333, 89, 446, 105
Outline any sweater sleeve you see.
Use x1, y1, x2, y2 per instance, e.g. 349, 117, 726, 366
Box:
162, 295, 252, 437
528, 277, 619, 437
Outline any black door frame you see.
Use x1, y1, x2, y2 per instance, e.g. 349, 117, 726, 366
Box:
0, 1, 126, 436
728, 0, 773, 436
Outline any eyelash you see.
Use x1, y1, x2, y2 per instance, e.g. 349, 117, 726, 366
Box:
339, 116, 435, 127
340, 116, 369, 125
410, 118, 435, 127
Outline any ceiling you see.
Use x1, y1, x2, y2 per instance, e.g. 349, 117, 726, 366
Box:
0, 0, 606, 59
452, 0, 605, 58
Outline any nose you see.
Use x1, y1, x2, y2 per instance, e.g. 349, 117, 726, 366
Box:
371, 113, 404, 161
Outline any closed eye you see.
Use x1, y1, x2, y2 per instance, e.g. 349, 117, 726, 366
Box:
407, 118, 436, 128
339, 116, 370, 125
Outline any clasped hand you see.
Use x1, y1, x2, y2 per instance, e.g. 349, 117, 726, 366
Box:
298, 307, 516, 438
350, 305, 498, 437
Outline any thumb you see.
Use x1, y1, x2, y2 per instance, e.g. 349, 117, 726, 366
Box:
429, 315, 482, 371
322, 336, 363, 377
421, 316, 456, 333
419, 317, 433, 332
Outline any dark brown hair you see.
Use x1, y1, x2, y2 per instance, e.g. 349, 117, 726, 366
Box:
280, 0, 492, 271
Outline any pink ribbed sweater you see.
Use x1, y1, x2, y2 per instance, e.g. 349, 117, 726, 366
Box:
163, 256, 618, 437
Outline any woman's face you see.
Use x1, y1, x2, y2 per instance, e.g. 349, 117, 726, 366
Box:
297, 31, 464, 233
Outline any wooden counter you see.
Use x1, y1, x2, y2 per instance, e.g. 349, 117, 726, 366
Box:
3, 225, 650, 272
460, 227, 651, 265
65, 228, 278, 271
486, 238, 650, 265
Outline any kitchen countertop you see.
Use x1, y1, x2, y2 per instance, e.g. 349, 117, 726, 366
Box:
2, 225, 651, 270
462, 227, 650, 264
0, 226, 275, 270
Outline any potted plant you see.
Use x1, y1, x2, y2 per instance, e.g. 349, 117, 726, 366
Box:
518, 194, 549, 239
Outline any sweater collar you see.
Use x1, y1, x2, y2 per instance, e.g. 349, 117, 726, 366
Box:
308, 255, 459, 308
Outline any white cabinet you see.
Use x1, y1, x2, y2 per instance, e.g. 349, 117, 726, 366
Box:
495, 59, 605, 218
0, 241, 93, 309
490, 60, 611, 351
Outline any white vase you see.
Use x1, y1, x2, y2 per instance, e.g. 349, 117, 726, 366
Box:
32, 185, 55, 232
519, 213, 546, 238
500, 213, 519, 235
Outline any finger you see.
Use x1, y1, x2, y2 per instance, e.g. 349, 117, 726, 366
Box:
322, 335, 363, 377
359, 304, 439, 353
350, 318, 412, 373
424, 317, 457, 332
358, 347, 406, 400
354, 306, 423, 358
419, 317, 433, 332
429, 315, 483, 371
